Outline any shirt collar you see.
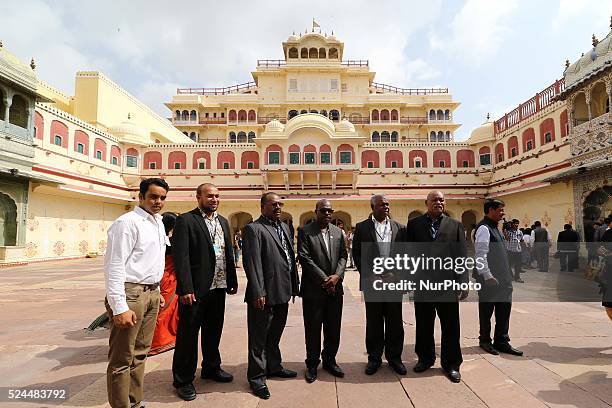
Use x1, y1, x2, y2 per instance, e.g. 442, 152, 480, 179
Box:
263, 215, 281, 227
371, 214, 389, 225
134, 206, 161, 222
425, 212, 444, 223
199, 207, 218, 220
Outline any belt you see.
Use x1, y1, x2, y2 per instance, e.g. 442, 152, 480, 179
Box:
126, 282, 160, 291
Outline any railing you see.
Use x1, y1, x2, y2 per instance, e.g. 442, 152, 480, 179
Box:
257, 116, 287, 124
493, 78, 565, 135
371, 83, 449, 95
177, 81, 257, 95
199, 118, 227, 125
256, 59, 369, 67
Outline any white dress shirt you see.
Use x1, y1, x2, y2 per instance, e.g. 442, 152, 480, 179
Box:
475, 225, 494, 280
104, 206, 167, 315
372, 215, 391, 257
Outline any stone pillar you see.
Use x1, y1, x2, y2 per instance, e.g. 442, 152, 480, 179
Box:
3, 95, 11, 127
585, 87, 592, 121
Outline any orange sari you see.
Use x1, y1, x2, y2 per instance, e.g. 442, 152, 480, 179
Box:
149, 254, 179, 355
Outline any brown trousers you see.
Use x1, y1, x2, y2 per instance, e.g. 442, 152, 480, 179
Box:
105, 283, 160, 408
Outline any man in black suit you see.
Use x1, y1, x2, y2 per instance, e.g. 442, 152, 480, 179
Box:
352, 194, 407, 376
475, 199, 523, 357
405, 191, 468, 383
298, 199, 347, 383
172, 183, 238, 401
557, 224, 580, 272
243, 192, 300, 399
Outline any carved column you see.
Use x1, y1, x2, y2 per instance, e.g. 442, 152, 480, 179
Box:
585, 86, 592, 121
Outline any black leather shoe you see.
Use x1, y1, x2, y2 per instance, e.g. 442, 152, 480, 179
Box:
176, 383, 196, 401
305, 367, 317, 383
479, 342, 499, 355
252, 385, 270, 400
412, 361, 433, 373
365, 360, 381, 375
494, 343, 524, 356
201, 368, 233, 382
267, 368, 297, 378
389, 360, 407, 375
322, 362, 345, 378
443, 367, 461, 383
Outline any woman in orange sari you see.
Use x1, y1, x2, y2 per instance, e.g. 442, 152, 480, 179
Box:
149, 212, 180, 356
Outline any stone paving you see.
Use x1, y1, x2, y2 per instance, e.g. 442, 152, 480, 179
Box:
0, 258, 611, 407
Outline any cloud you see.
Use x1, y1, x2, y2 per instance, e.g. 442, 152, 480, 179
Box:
431, 0, 519, 66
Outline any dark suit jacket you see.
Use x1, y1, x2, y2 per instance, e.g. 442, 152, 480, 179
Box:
557, 229, 580, 252
297, 222, 347, 298
405, 214, 468, 301
242, 216, 299, 305
352, 216, 404, 293
173, 208, 238, 298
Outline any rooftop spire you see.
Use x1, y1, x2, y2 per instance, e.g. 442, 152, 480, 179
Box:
565, 59, 570, 69
0, 40, 3, 48
30, 58, 36, 70
592, 34, 599, 47
486, 112, 490, 121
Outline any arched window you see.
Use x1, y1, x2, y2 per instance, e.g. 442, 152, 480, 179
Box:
229, 131, 237, 143
9, 95, 28, 128
437, 110, 444, 120
390, 109, 398, 121
288, 110, 298, 119
237, 131, 247, 143
479, 146, 491, 165
248, 110, 256, 121
381, 131, 390, 142
248, 131, 256, 143
320, 109, 327, 117
329, 110, 339, 121
391, 131, 399, 142
190, 110, 197, 121
319, 47, 326, 58
300, 109, 308, 114
372, 131, 380, 142
310, 109, 318, 114
437, 131, 444, 142
238, 110, 247, 121
445, 131, 451, 141
175, 110, 180, 120
309, 48, 318, 58
301, 48, 308, 58
329, 48, 338, 59
181, 110, 189, 121
229, 110, 237, 121
380, 109, 389, 121
189, 132, 197, 141
429, 109, 436, 120
371, 109, 379, 121
430, 131, 436, 142
288, 47, 298, 58
444, 109, 450, 120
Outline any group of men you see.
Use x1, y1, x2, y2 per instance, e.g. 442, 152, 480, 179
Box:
104, 178, 523, 407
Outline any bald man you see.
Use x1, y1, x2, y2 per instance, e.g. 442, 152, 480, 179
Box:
298, 199, 348, 383
172, 183, 238, 401
405, 191, 468, 383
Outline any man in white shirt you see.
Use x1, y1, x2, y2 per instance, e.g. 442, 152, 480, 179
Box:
104, 178, 169, 408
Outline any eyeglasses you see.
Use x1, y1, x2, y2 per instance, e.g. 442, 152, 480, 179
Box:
266, 201, 284, 208
317, 208, 334, 214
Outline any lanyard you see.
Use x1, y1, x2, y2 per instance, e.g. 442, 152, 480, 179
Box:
375, 221, 389, 241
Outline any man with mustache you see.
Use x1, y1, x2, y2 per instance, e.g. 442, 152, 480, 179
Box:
104, 178, 169, 408
243, 192, 300, 399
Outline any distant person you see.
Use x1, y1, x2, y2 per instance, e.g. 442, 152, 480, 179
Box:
504, 219, 524, 283
532, 221, 551, 272
556, 224, 580, 272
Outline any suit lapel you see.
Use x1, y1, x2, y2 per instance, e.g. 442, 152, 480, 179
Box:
192, 208, 214, 248
390, 219, 398, 242
261, 219, 285, 254
317, 228, 332, 262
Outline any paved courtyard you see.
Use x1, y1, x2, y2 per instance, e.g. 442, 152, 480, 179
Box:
0, 258, 611, 407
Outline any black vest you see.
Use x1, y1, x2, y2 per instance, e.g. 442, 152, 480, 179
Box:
477, 217, 513, 287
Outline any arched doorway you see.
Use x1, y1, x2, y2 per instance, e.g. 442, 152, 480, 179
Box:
583, 186, 611, 241
0, 193, 17, 246
331, 210, 351, 231
408, 210, 423, 220
228, 211, 253, 238
461, 210, 477, 242
300, 211, 316, 227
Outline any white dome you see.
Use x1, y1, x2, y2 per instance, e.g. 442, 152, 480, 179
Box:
110, 120, 148, 143
265, 119, 285, 132
335, 118, 355, 133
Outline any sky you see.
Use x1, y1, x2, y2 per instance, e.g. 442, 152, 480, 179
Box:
2, 0, 611, 140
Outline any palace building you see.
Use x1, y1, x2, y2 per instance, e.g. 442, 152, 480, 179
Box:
0, 23, 610, 264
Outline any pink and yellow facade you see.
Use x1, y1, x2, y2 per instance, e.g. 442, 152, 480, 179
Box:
1, 26, 610, 264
